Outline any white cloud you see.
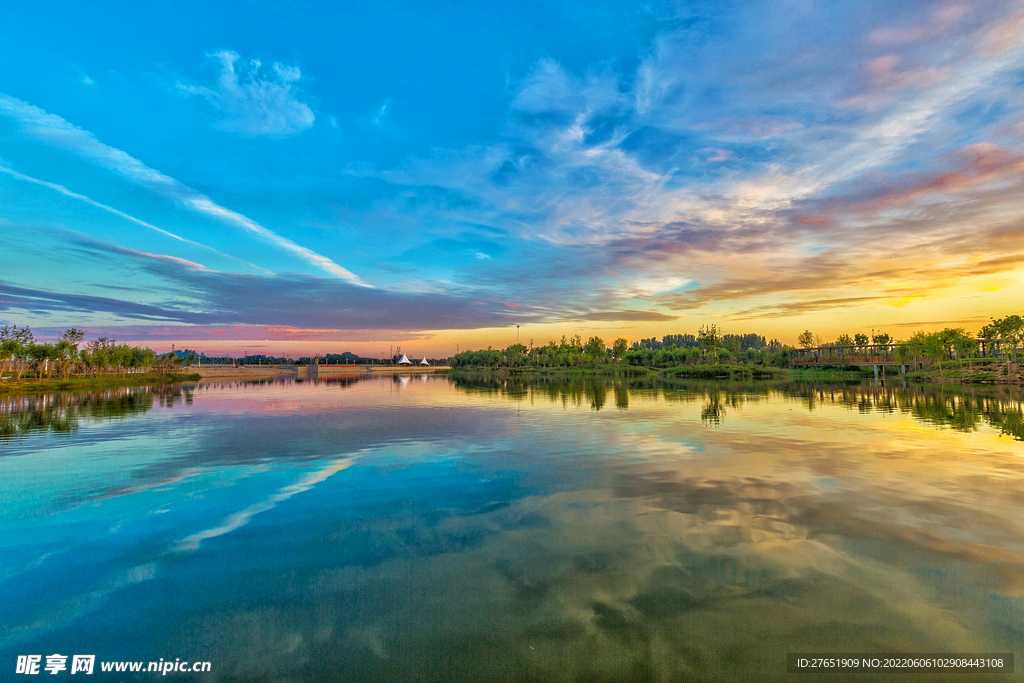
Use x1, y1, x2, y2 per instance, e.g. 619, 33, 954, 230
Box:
511, 58, 625, 116
0, 94, 368, 286
0, 161, 269, 273
344, 5, 1024, 312
187, 197, 368, 283
177, 458, 355, 552
372, 99, 390, 125
178, 50, 315, 137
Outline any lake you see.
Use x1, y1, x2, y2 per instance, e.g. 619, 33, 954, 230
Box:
1, 375, 1022, 681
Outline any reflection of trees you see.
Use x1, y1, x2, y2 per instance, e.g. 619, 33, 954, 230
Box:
614, 383, 629, 410
451, 375, 765, 419
743, 382, 1024, 439
812, 382, 1024, 440
732, 381, 1023, 439
697, 387, 755, 427
700, 390, 726, 427
0, 387, 158, 440
153, 384, 193, 407
450, 375, 612, 411
449, 375, 1024, 438
320, 376, 362, 389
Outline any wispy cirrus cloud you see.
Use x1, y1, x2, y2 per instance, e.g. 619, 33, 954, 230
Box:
5, 2, 1024, 345
1, 232, 681, 334
511, 58, 627, 117
0, 162, 270, 274
0, 281, 201, 323
177, 50, 315, 137
0, 273, 515, 330
30, 326, 435, 344
357, 0, 1024, 328
0, 231, 524, 330
372, 99, 391, 125
0, 93, 367, 285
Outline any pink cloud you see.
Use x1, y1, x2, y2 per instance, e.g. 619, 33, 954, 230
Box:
798, 215, 829, 225
868, 3, 969, 46
856, 143, 1024, 210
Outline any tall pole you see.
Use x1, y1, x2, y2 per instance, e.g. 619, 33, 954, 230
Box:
517, 325, 520, 345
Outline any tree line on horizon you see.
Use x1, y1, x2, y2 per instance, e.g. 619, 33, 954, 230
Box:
0, 326, 188, 382
453, 315, 1024, 370
0, 327, 450, 381
452, 326, 788, 369
795, 315, 1023, 372
4, 315, 1021, 379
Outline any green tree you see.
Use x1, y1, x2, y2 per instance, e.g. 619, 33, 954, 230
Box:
980, 315, 1023, 363
54, 339, 74, 380
979, 315, 1022, 340
49, 328, 85, 380
922, 331, 949, 379
12, 329, 34, 380
583, 336, 606, 357
872, 332, 892, 345
130, 346, 157, 373
797, 330, 815, 349
723, 335, 742, 360
834, 334, 854, 358
86, 337, 115, 376
78, 348, 96, 376
1, 326, 30, 380
611, 338, 628, 359
698, 324, 722, 363
946, 328, 976, 370
27, 342, 55, 379
109, 345, 133, 376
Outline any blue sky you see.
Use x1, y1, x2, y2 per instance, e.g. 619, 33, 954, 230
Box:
2, 0, 1024, 355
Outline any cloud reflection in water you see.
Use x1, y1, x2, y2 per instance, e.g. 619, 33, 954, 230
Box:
0, 376, 1021, 681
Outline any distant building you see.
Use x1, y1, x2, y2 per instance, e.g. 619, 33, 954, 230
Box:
397, 353, 412, 365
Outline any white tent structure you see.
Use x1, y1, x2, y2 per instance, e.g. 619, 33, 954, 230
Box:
420, 356, 430, 365
397, 353, 412, 365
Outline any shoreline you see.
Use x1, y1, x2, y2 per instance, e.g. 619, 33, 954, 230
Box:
449, 363, 1024, 384
0, 373, 203, 395
194, 366, 299, 379
2, 360, 1019, 395
0, 365, 449, 394
194, 365, 452, 378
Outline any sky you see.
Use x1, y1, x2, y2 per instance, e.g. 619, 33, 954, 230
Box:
1, 0, 1023, 358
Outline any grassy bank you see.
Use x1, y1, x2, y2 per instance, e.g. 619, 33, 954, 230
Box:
449, 364, 789, 380
445, 365, 657, 378
662, 364, 788, 380
903, 358, 1022, 384
0, 373, 202, 394
391, 361, 1024, 384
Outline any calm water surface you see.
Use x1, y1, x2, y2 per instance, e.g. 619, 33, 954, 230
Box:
1, 376, 1023, 681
